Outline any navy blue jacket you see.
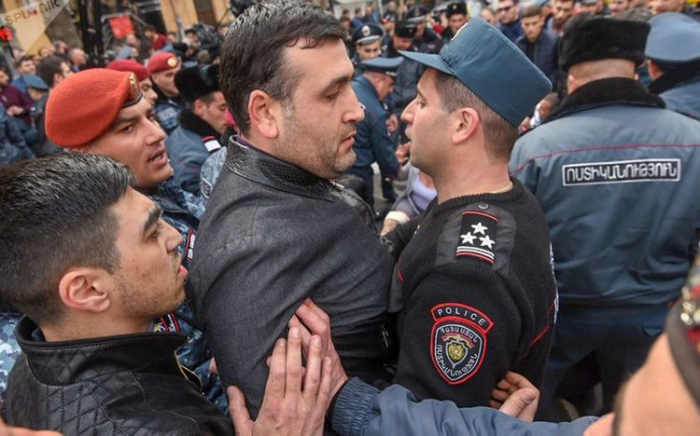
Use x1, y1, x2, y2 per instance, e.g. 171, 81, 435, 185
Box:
510, 78, 700, 308
660, 77, 700, 120
516, 30, 558, 83
348, 76, 399, 180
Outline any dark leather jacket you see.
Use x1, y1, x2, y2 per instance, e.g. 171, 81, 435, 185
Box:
6, 317, 233, 435
189, 139, 392, 417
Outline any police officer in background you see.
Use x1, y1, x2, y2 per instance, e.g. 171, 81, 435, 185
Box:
646, 13, 700, 119
149, 51, 184, 134
345, 57, 404, 209
167, 65, 227, 195
352, 23, 385, 77
441, 2, 470, 42
406, 5, 444, 54
43, 69, 227, 412
510, 16, 700, 419
386, 21, 422, 147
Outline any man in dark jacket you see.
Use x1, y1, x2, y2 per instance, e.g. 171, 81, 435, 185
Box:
0, 153, 232, 435
510, 16, 700, 418
167, 64, 227, 195
189, 0, 393, 418
346, 57, 404, 208
516, 4, 559, 83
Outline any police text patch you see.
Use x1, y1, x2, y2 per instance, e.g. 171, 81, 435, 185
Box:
562, 159, 681, 186
456, 210, 498, 263
431, 303, 493, 385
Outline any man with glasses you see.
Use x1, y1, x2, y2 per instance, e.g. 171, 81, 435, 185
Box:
497, 0, 524, 42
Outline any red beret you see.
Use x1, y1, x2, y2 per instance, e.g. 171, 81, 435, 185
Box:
107, 59, 149, 82
46, 69, 142, 148
148, 51, 180, 74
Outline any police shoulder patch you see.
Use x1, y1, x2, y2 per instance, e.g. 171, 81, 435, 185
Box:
430, 303, 493, 385
455, 208, 498, 264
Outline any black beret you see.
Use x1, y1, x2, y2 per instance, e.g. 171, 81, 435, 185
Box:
559, 16, 650, 71
175, 64, 220, 102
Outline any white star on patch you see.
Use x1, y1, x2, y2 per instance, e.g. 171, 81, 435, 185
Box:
479, 235, 495, 249
460, 232, 477, 245
471, 222, 488, 235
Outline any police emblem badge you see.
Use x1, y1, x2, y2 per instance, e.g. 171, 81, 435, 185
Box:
431, 303, 493, 385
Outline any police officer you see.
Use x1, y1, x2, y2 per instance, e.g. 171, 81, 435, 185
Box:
406, 5, 444, 54
646, 13, 700, 120
148, 51, 184, 134
509, 16, 700, 418
43, 69, 225, 412
442, 2, 469, 42
352, 23, 385, 77
167, 64, 226, 195
345, 57, 404, 208
383, 17, 555, 407
386, 22, 422, 145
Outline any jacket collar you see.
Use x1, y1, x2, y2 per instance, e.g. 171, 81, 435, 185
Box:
225, 137, 336, 201
179, 109, 222, 142
547, 78, 665, 123
16, 316, 189, 385
649, 69, 700, 96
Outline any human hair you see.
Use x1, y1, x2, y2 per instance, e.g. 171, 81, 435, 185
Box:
15, 55, 33, 68
0, 154, 134, 325
554, 0, 575, 5
144, 24, 156, 32
38, 55, 67, 88
220, 0, 346, 135
434, 72, 519, 162
522, 4, 542, 18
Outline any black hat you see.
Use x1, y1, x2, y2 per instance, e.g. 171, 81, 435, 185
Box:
407, 5, 428, 23
175, 64, 220, 102
361, 56, 404, 78
395, 21, 418, 39
559, 16, 650, 72
352, 23, 384, 45
446, 2, 468, 18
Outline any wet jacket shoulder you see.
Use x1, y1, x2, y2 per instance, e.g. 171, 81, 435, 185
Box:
189, 139, 392, 417
331, 377, 597, 436
6, 317, 233, 435
510, 78, 700, 306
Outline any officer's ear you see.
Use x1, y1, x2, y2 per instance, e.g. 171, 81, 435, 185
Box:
248, 90, 281, 139
452, 107, 479, 145
58, 267, 113, 314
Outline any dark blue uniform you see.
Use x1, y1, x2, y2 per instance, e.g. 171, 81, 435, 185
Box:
347, 76, 400, 207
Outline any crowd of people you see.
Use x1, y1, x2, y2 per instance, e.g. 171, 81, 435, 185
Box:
0, 0, 699, 434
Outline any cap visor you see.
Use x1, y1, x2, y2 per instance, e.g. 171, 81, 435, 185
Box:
398, 50, 455, 77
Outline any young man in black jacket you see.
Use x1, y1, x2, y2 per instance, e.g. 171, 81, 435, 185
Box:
0, 154, 232, 435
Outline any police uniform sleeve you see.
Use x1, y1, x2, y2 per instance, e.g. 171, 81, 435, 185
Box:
393, 262, 522, 407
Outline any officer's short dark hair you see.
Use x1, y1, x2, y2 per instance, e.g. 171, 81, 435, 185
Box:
434, 72, 519, 162
38, 55, 67, 88
220, 0, 346, 135
0, 154, 133, 326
